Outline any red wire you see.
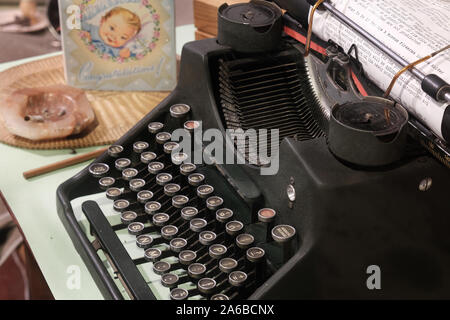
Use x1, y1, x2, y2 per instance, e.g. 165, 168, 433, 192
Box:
284, 25, 368, 97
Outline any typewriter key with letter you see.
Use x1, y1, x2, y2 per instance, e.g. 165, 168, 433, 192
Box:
272, 224, 296, 263
180, 163, 196, 176
161, 273, 179, 288
115, 158, 131, 171
136, 234, 153, 249
133, 141, 149, 154
129, 178, 146, 192
148, 122, 164, 134
197, 277, 216, 296
98, 177, 115, 190
179, 250, 197, 266
153, 261, 171, 275
144, 248, 162, 262
113, 199, 130, 212
106, 187, 122, 200
161, 225, 179, 240
140, 151, 157, 164
120, 211, 137, 224
152, 213, 170, 227
170, 238, 188, 253
172, 195, 189, 208
137, 190, 153, 203
144, 201, 161, 215
108, 145, 123, 158
128, 222, 145, 236
170, 288, 188, 300
89, 163, 109, 178
156, 173, 172, 186
188, 263, 207, 280
188, 173, 205, 187
211, 293, 229, 300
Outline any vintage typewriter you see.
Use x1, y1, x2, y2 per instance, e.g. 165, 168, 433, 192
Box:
57, 0, 450, 299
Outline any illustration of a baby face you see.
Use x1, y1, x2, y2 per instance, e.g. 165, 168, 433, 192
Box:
99, 14, 139, 48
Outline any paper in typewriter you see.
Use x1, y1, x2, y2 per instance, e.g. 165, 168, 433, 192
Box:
312, 0, 450, 142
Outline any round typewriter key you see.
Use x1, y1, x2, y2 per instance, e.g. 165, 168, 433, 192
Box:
180, 163, 196, 176
164, 183, 180, 196
98, 177, 115, 190
115, 158, 131, 171
190, 218, 208, 233
197, 185, 214, 199
197, 278, 216, 295
258, 208, 276, 223
161, 273, 179, 288
219, 257, 238, 273
89, 163, 109, 178
148, 121, 164, 134
188, 263, 206, 279
181, 207, 198, 221
122, 168, 138, 181
156, 173, 172, 186
153, 261, 171, 275
140, 151, 157, 164
271, 224, 296, 243
216, 208, 233, 223
145, 201, 161, 215
188, 173, 205, 186
148, 161, 165, 175
206, 196, 223, 211
133, 141, 149, 153
229, 271, 247, 287
246, 247, 265, 263
199, 231, 217, 246
113, 199, 130, 212
172, 195, 189, 208
236, 233, 255, 250
156, 132, 171, 145
170, 238, 188, 253
225, 220, 244, 237
136, 234, 153, 249
184, 120, 200, 133
179, 250, 197, 266
152, 213, 170, 227
161, 225, 179, 240
170, 103, 191, 118
171, 152, 188, 165
211, 293, 229, 300
144, 248, 161, 262
170, 288, 188, 300
108, 145, 123, 158
129, 178, 146, 192
106, 187, 122, 200
128, 222, 145, 235
137, 190, 153, 203
209, 244, 227, 260
163, 142, 180, 154
120, 211, 137, 224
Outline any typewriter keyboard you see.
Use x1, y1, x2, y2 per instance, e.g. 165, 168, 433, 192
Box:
76, 105, 297, 300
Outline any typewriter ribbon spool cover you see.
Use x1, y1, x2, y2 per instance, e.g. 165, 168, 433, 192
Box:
59, 0, 177, 91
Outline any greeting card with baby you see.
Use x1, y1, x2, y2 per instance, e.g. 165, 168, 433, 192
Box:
59, 0, 176, 91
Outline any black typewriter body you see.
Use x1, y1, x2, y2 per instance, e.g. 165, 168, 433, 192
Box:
57, 37, 450, 300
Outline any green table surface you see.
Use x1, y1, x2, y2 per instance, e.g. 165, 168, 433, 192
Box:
0, 24, 195, 299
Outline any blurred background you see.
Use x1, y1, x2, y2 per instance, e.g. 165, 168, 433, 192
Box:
0, 0, 194, 63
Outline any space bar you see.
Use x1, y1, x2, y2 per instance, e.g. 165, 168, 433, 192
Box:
82, 200, 155, 300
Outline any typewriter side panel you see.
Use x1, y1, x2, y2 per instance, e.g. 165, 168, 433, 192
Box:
249, 138, 450, 299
